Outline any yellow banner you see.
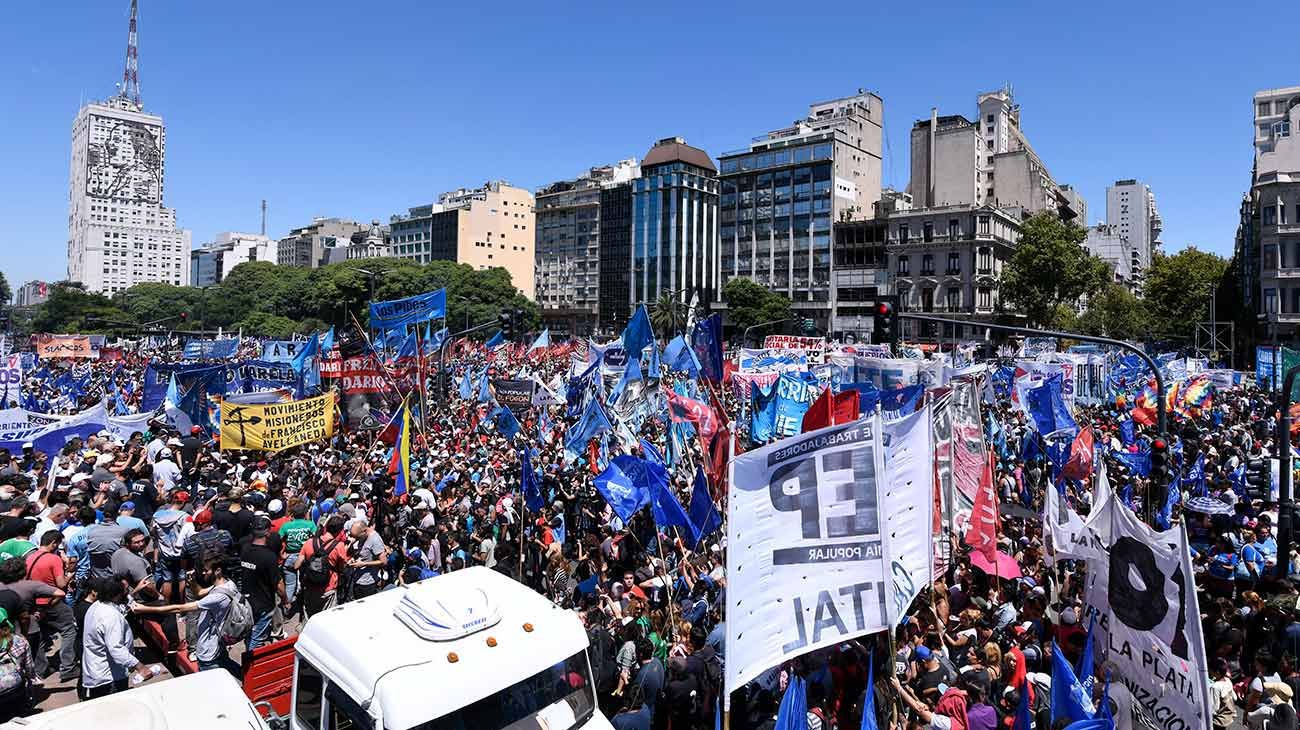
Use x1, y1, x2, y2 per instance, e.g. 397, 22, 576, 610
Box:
220, 393, 335, 452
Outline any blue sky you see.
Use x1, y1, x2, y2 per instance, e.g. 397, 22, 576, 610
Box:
1, 0, 1292, 291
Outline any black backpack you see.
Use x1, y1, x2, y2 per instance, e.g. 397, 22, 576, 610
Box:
587, 626, 618, 695
300, 535, 340, 590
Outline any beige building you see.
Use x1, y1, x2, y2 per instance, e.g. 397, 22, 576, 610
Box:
389, 181, 536, 298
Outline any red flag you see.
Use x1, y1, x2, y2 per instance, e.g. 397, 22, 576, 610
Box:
708, 426, 731, 500
1060, 427, 1095, 481
666, 389, 719, 448
800, 388, 860, 433
964, 451, 1000, 562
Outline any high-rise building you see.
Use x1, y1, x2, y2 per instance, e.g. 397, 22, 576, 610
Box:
909, 88, 1084, 222
66, 1, 191, 294
1083, 224, 1135, 290
598, 182, 635, 333
190, 232, 278, 286
630, 138, 719, 313
535, 160, 639, 336
389, 181, 536, 298
276, 218, 370, 268
717, 91, 884, 329
1104, 179, 1162, 286
1249, 89, 1300, 334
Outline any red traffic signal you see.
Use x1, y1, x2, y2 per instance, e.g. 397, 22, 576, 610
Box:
1152, 438, 1166, 451
876, 302, 893, 316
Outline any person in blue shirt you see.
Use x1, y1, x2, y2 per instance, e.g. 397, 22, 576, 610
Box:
1238, 532, 1268, 589
1254, 523, 1279, 564
610, 684, 652, 730
1205, 538, 1239, 599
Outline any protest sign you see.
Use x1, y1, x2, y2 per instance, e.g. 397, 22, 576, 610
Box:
764, 335, 825, 363
738, 348, 807, 374
231, 360, 302, 396
35, 335, 95, 360
220, 393, 335, 452
493, 378, 536, 416
336, 355, 388, 430
261, 340, 304, 363
369, 289, 447, 331
0, 355, 21, 408
183, 338, 239, 359
1020, 336, 1057, 359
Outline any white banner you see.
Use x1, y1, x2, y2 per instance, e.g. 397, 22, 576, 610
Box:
1060, 492, 1211, 730
727, 414, 908, 694
880, 407, 935, 620
0, 355, 21, 408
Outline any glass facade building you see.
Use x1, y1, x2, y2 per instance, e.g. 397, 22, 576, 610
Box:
599, 182, 634, 332
630, 138, 719, 311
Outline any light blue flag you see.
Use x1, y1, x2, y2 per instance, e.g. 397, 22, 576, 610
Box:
593, 455, 654, 522
320, 326, 335, 355
520, 446, 544, 511
528, 329, 551, 352
564, 397, 614, 459
609, 357, 643, 405
860, 658, 877, 730
663, 335, 701, 377
477, 372, 492, 403
1077, 617, 1096, 699
688, 467, 722, 549
485, 330, 505, 349
458, 371, 474, 400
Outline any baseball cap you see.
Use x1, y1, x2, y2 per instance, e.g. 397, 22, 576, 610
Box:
172, 490, 190, 503
915, 645, 933, 661
194, 509, 213, 526
120, 501, 136, 511
268, 499, 284, 514
191, 426, 202, 435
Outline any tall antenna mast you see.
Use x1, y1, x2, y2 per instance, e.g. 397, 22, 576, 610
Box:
261, 200, 268, 236
121, 0, 141, 108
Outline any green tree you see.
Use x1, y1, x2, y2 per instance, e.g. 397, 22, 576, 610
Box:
233, 311, 299, 338
112, 283, 207, 331
999, 212, 1110, 328
650, 293, 688, 337
30, 283, 134, 334
1078, 284, 1147, 340
0, 270, 11, 306
1143, 247, 1229, 338
723, 277, 793, 338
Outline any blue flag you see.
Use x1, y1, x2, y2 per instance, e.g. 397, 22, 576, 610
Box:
1119, 419, 1135, 446
393, 333, 418, 361
749, 379, 779, 443
1184, 452, 1207, 497
648, 465, 692, 534
609, 357, 643, 405
320, 326, 335, 355
842, 382, 882, 413
775, 676, 807, 730
564, 397, 613, 458
880, 384, 923, 417
485, 330, 505, 349
593, 455, 655, 522
477, 372, 492, 403
1051, 640, 1095, 724
1077, 617, 1096, 699
1014, 678, 1034, 730
492, 403, 521, 439
663, 335, 701, 377
528, 329, 551, 352
621, 305, 654, 362
691, 314, 724, 383
459, 371, 474, 400
1027, 374, 1078, 436
640, 439, 666, 466
520, 446, 544, 511
860, 659, 877, 730
688, 468, 722, 549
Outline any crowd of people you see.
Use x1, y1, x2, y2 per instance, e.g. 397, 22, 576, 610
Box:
0, 333, 1295, 730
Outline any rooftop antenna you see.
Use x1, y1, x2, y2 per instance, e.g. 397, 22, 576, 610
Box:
261, 199, 267, 236
120, 0, 141, 108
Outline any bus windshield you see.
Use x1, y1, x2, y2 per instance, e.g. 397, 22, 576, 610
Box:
401, 650, 595, 730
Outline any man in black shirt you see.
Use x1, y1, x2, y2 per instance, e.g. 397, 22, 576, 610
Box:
178, 427, 206, 481
239, 516, 286, 651
213, 491, 254, 544
0, 497, 30, 541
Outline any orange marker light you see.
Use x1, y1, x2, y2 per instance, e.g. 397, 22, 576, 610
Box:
447, 652, 459, 663
523, 623, 534, 633
486, 637, 498, 647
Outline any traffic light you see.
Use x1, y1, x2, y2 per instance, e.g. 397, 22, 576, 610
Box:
871, 302, 897, 349
801, 318, 817, 336
499, 311, 513, 340
1245, 458, 1273, 501
179, 312, 188, 323
514, 308, 526, 341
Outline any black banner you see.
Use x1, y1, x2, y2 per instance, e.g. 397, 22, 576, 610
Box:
493, 378, 536, 416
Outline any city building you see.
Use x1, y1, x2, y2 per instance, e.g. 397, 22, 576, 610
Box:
880, 204, 1023, 341
342, 222, 391, 262
1253, 91, 1300, 333
717, 91, 884, 330
13, 281, 49, 308
1255, 86, 1300, 158
630, 138, 719, 315
66, 1, 191, 294
276, 218, 370, 269
1105, 179, 1162, 285
535, 160, 639, 336
190, 232, 278, 286
389, 181, 536, 298
598, 182, 635, 333
1083, 225, 1135, 289
909, 88, 1084, 222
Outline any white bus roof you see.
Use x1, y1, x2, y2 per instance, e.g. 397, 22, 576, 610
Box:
0, 671, 267, 730
295, 567, 590, 730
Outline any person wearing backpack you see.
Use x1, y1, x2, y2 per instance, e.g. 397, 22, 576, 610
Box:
150, 490, 193, 605
297, 516, 347, 618
131, 556, 243, 676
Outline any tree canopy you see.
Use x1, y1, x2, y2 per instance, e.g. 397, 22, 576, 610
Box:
30, 259, 537, 338
999, 212, 1110, 328
1143, 247, 1229, 338
1078, 283, 1147, 341
722, 277, 793, 338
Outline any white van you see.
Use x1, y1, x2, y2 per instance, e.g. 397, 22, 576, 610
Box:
0, 670, 270, 730
283, 566, 614, 730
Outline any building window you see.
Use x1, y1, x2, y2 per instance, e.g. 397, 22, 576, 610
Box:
986, 114, 994, 123
947, 252, 961, 274
921, 254, 934, 276
920, 288, 934, 312
1266, 288, 1279, 314
1260, 102, 1274, 117
923, 223, 934, 242
977, 247, 992, 272
979, 217, 991, 235
898, 224, 909, 241
945, 287, 961, 310
1265, 206, 1278, 225
896, 256, 910, 275
986, 140, 994, 150
978, 287, 992, 309
1276, 120, 1292, 138
948, 219, 960, 238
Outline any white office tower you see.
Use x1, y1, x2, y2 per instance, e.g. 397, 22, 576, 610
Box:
66, 0, 190, 294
